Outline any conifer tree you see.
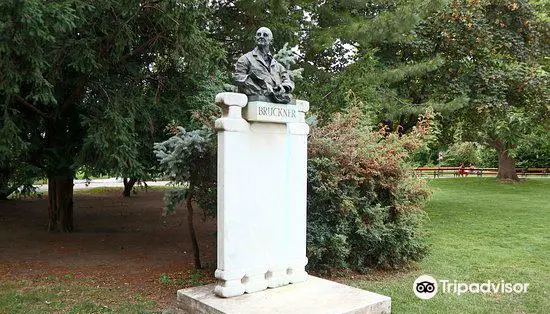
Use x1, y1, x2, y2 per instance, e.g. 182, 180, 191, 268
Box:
209, 0, 307, 69
296, 0, 445, 119
0, 0, 223, 230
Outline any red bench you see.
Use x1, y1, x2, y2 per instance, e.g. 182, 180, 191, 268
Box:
414, 167, 549, 177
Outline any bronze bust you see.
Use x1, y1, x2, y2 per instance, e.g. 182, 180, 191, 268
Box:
233, 27, 294, 104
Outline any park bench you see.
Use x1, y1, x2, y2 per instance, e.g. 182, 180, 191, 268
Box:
519, 168, 550, 177
450, 167, 498, 177
415, 167, 549, 177
415, 167, 463, 178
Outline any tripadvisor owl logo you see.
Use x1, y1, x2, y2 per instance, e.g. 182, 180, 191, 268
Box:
413, 275, 438, 299
413, 275, 529, 299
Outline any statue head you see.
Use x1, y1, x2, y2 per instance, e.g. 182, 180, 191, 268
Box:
255, 27, 273, 48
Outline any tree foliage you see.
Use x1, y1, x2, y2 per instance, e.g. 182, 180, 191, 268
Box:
2, 0, 548, 269
296, 0, 446, 118
154, 123, 217, 269
154, 125, 217, 218
0, 0, 223, 230
210, 0, 306, 69
412, 0, 549, 179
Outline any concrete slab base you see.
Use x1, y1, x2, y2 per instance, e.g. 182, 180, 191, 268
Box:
177, 275, 391, 314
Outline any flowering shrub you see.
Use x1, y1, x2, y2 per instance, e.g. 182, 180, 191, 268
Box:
306, 106, 433, 273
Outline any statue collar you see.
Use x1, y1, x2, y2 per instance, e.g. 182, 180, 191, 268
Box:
252, 46, 272, 58
252, 47, 273, 69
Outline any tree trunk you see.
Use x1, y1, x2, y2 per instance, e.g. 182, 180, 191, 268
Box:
186, 188, 202, 269
0, 167, 16, 200
47, 178, 58, 231
122, 177, 138, 197
489, 138, 520, 182
0, 191, 11, 200
47, 175, 74, 232
496, 148, 519, 181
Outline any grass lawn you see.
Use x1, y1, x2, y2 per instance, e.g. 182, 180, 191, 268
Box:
2, 179, 548, 313
347, 178, 550, 314
0, 277, 158, 314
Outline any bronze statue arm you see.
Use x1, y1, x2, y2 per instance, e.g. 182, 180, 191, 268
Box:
232, 55, 250, 86
279, 66, 294, 93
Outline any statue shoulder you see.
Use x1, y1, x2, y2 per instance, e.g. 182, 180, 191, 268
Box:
237, 51, 254, 63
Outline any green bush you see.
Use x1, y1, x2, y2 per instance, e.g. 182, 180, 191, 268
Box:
475, 145, 498, 168
514, 131, 550, 168
306, 107, 432, 273
156, 106, 432, 273
439, 141, 478, 166
154, 125, 217, 217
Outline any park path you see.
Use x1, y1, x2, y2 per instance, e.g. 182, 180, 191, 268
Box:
37, 178, 172, 192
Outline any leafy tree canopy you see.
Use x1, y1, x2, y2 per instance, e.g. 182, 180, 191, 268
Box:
413, 0, 549, 179
0, 0, 224, 229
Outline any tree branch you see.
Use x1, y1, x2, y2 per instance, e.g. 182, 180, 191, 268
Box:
186, 186, 202, 269
60, 76, 87, 114
120, 34, 159, 63
486, 136, 503, 151
16, 96, 48, 119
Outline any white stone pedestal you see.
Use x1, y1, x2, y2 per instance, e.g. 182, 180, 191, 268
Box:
213, 93, 310, 297
177, 276, 391, 314
176, 93, 391, 313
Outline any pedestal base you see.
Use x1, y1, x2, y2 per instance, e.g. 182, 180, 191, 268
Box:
177, 276, 391, 314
